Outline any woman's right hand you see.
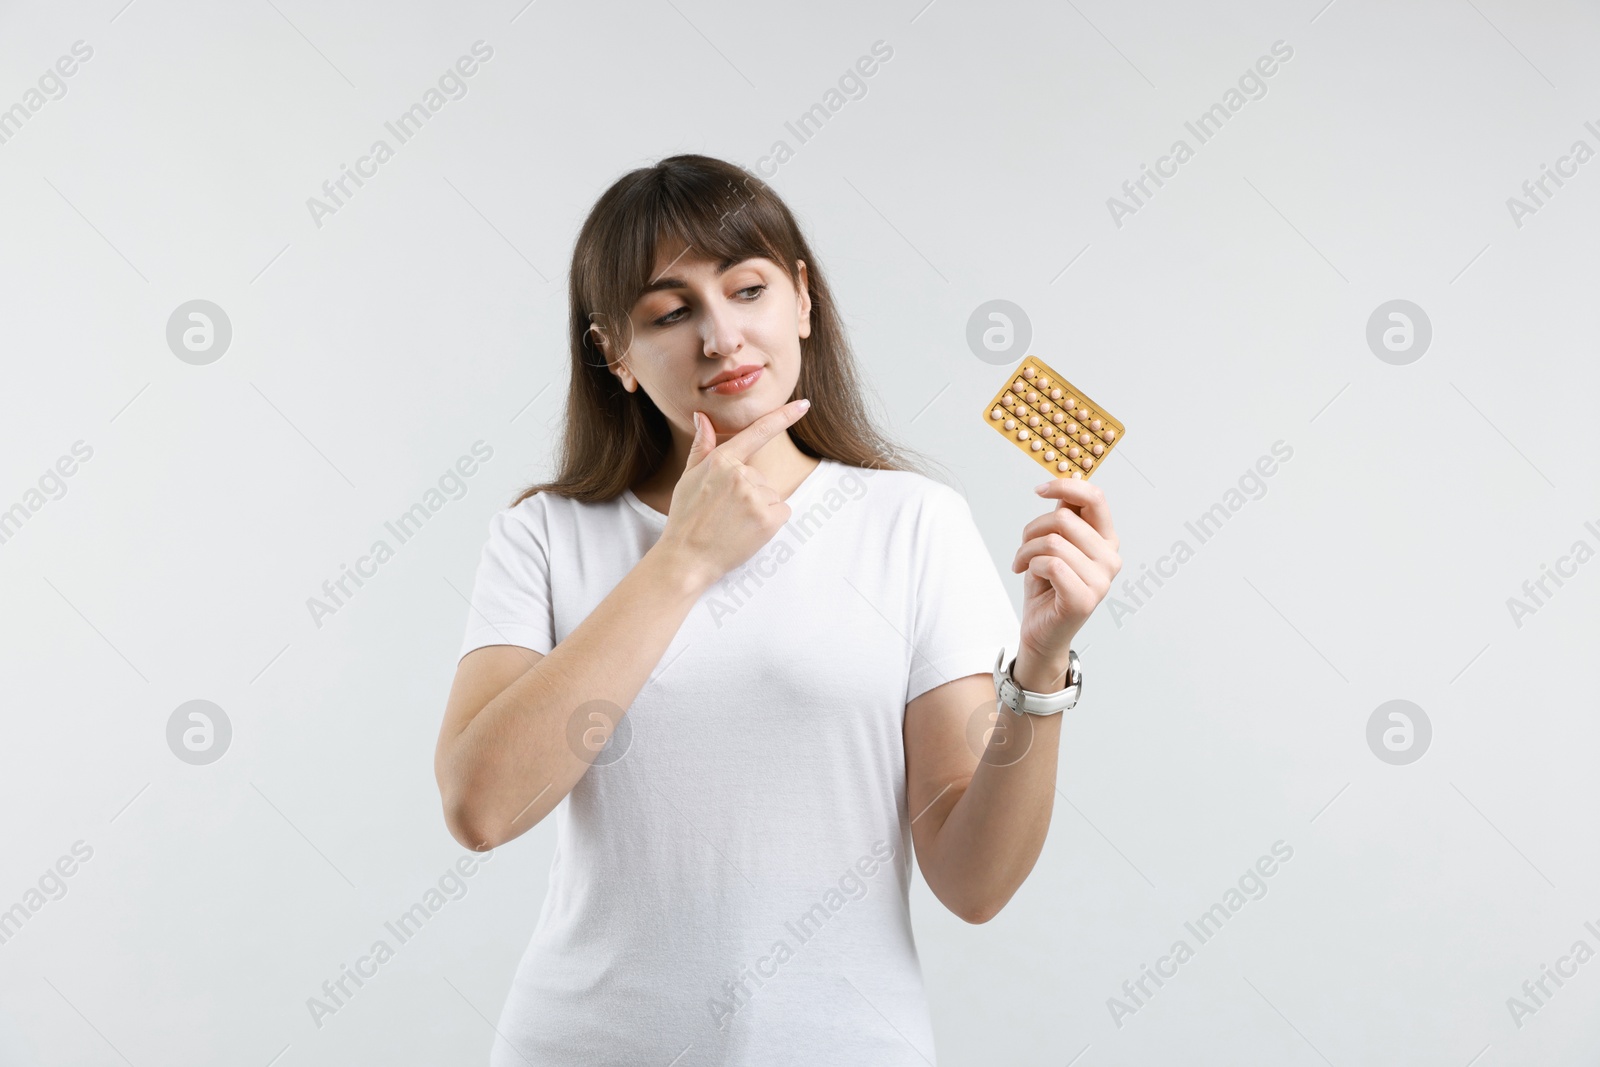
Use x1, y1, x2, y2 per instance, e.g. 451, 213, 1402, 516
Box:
654, 398, 813, 591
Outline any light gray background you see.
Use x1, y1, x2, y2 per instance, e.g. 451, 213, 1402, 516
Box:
2, 0, 1596, 1064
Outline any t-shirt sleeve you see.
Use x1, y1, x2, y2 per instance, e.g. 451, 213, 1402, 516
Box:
904, 484, 1022, 705
458, 501, 556, 661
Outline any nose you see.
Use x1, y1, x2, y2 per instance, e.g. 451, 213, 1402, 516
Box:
699, 297, 744, 360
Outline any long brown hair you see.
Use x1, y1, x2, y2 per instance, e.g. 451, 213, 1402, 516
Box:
510, 153, 940, 506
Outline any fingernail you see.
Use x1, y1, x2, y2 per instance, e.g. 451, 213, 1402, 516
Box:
797, 398, 811, 409
1034, 481, 1052, 492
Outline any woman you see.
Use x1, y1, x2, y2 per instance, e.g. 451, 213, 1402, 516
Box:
433, 154, 1121, 1065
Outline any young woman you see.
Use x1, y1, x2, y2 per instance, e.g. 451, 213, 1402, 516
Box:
433, 154, 1121, 1065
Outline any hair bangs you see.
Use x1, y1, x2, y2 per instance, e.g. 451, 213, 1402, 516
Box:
645, 175, 793, 291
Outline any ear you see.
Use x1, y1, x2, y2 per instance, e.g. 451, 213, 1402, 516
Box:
612, 358, 638, 393
589, 314, 638, 392
795, 259, 812, 340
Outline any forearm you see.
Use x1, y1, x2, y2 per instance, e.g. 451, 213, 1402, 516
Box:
441, 543, 711, 847
923, 646, 1071, 923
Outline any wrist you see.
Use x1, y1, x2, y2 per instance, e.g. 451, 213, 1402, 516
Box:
1012, 644, 1074, 693
642, 540, 718, 600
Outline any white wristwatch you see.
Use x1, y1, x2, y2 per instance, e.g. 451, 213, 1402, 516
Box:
993, 648, 1082, 716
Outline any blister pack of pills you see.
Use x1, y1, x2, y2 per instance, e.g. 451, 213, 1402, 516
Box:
982, 357, 1125, 479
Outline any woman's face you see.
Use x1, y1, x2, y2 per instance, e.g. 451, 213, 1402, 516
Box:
597, 239, 811, 439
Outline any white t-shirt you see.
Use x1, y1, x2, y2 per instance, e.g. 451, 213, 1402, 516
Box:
458, 456, 1020, 1066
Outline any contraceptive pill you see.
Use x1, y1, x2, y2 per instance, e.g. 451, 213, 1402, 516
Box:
983, 356, 1126, 480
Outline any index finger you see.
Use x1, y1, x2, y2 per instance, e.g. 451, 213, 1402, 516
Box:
1034, 477, 1118, 545
714, 398, 812, 463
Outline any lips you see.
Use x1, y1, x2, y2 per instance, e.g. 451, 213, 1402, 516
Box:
702, 365, 763, 394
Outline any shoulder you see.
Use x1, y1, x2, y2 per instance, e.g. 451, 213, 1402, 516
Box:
482, 487, 621, 547
854, 463, 968, 507
498, 486, 628, 524
832, 461, 974, 528
491, 489, 555, 538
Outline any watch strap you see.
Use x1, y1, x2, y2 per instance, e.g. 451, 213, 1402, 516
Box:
992, 648, 1081, 716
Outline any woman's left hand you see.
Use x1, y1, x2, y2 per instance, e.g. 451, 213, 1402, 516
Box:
1010, 478, 1122, 669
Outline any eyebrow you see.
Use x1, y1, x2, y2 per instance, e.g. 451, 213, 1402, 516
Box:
638, 256, 755, 296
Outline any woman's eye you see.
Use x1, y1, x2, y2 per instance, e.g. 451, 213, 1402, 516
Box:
653, 286, 763, 326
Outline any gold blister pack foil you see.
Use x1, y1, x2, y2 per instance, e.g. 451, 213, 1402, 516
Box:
982, 356, 1125, 479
